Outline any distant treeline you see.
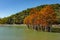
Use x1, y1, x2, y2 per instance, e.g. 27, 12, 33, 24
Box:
0, 4, 60, 24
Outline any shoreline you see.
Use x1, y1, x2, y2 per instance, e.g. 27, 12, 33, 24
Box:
0, 24, 60, 28
0, 24, 26, 27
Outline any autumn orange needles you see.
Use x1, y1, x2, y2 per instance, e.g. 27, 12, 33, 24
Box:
24, 5, 56, 32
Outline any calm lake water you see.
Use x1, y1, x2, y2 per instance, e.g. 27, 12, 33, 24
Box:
0, 25, 60, 40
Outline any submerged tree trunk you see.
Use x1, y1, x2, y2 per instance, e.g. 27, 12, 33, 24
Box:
27, 24, 30, 29
38, 25, 41, 31
46, 25, 51, 32
27, 24, 52, 32
47, 27, 50, 32
33, 25, 35, 29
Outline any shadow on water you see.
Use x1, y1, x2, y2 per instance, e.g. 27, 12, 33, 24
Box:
51, 28, 60, 33
29, 26, 60, 33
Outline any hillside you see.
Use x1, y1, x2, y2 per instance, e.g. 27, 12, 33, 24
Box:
0, 4, 60, 24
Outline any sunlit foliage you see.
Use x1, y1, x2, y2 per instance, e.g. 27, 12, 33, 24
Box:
24, 5, 56, 31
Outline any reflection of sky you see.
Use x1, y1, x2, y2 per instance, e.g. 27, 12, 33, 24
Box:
0, 0, 60, 18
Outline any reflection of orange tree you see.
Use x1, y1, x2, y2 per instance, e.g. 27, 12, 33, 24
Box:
24, 5, 56, 32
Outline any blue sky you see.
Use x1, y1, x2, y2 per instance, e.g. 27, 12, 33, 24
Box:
0, 0, 60, 18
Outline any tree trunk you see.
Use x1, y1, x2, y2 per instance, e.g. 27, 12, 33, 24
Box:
45, 26, 47, 32
27, 25, 30, 29
35, 26, 38, 31
47, 27, 51, 32
46, 25, 51, 32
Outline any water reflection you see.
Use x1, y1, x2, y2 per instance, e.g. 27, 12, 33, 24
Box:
0, 26, 60, 40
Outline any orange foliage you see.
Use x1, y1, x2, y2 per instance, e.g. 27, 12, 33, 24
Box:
38, 5, 56, 27
24, 5, 56, 27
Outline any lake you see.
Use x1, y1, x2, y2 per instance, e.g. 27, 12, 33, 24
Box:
0, 25, 60, 40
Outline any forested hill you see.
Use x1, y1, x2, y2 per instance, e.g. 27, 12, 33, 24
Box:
0, 4, 60, 24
